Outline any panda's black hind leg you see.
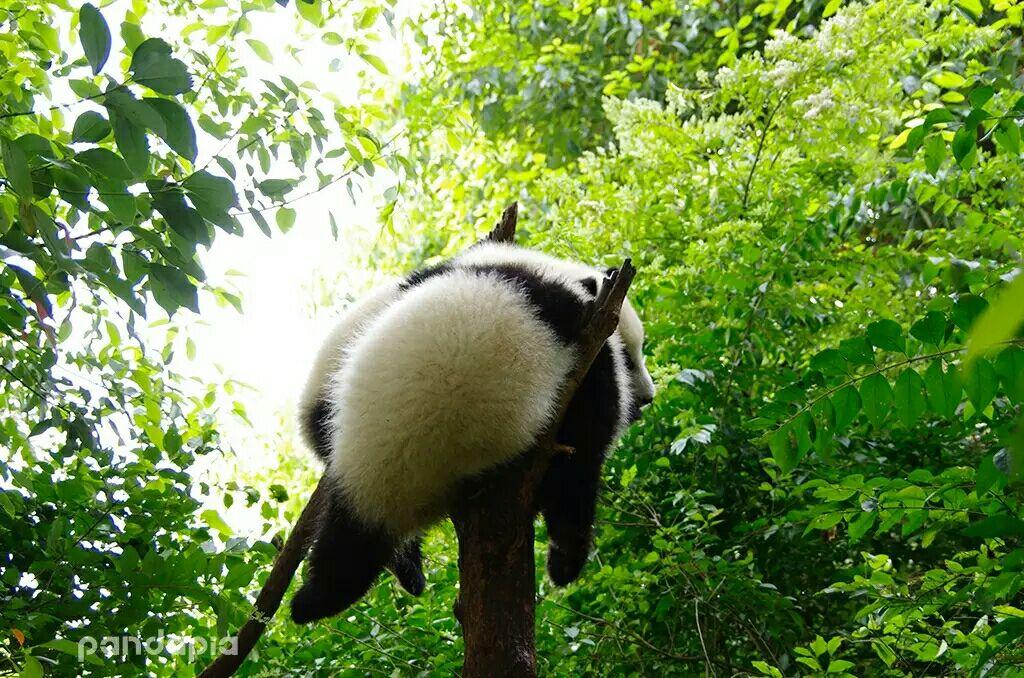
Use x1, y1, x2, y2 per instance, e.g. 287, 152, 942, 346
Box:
291, 489, 395, 624
540, 453, 603, 586
388, 536, 426, 596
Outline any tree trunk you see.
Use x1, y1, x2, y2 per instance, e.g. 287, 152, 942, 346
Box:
451, 459, 544, 678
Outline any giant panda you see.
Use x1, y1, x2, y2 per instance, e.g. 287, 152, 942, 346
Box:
291, 242, 655, 624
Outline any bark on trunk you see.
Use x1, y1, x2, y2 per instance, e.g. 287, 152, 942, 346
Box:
452, 465, 539, 678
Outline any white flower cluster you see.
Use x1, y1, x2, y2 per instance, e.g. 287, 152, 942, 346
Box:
812, 7, 862, 62
800, 88, 836, 119
764, 29, 798, 58
762, 59, 799, 88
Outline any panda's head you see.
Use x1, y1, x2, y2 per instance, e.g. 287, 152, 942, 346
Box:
579, 274, 656, 422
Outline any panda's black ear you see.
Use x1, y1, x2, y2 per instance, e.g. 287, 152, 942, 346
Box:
580, 277, 598, 296
604, 266, 617, 278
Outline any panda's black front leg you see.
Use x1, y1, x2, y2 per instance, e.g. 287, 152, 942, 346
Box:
539, 451, 604, 586
539, 343, 620, 586
291, 488, 395, 623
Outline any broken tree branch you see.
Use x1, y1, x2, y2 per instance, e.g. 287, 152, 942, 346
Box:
486, 202, 518, 243
197, 479, 328, 678
452, 256, 635, 678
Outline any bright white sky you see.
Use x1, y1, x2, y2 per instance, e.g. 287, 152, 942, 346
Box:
160, 3, 421, 504
27, 1, 426, 530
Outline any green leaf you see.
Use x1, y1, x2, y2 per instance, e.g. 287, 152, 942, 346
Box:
144, 97, 198, 161
224, 560, 258, 588
923, 135, 945, 175
71, 111, 111, 143
910, 311, 946, 347
19, 655, 42, 678
847, 511, 876, 542
893, 368, 926, 427
201, 508, 233, 535
297, 0, 325, 25
258, 179, 294, 198
361, 53, 388, 74
182, 170, 237, 219
110, 112, 149, 176
149, 181, 209, 246
859, 373, 893, 427
831, 385, 861, 433
967, 275, 1024, 362
1, 136, 33, 200
79, 4, 111, 74
10, 265, 50, 318
839, 337, 874, 366
97, 179, 136, 224
249, 209, 272, 237
76, 148, 133, 180
149, 263, 198, 315
810, 348, 847, 376
105, 89, 166, 137
246, 39, 273, 62
957, 0, 984, 16
952, 126, 975, 165
933, 71, 967, 88
963, 357, 997, 412
866, 319, 904, 352
276, 207, 296, 232
993, 119, 1021, 155
130, 38, 193, 95
976, 454, 1005, 496
924, 360, 961, 419
952, 294, 989, 331
768, 424, 796, 473
963, 514, 1024, 539
995, 346, 1024, 402
37, 639, 104, 666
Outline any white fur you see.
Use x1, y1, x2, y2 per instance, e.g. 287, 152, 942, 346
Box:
297, 279, 402, 450
326, 270, 577, 535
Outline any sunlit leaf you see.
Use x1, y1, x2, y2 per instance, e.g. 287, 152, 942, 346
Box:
79, 3, 111, 74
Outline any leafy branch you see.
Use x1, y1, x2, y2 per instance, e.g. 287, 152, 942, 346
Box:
767, 338, 1024, 436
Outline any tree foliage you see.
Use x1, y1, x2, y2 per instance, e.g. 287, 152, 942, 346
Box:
1, 0, 397, 674
384, 0, 1024, 674
3, 0, 1024, 675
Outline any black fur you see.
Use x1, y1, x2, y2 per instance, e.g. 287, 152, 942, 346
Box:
541, 342, 621, 585
301, 398, 333, 462
399, 263, 452, 291
404, 262, 589, 342
388, 537, 426, 596
291, 489, 396, 623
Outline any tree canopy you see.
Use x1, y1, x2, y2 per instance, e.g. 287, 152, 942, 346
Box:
2, 0, 1024, 675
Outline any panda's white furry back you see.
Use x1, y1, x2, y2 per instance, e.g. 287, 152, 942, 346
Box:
290, 243, 654, 624
328, 268, 578, 534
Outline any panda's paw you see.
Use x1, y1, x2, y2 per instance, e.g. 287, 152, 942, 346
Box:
547, 542, 588, 586
390, 539, 426, 596
290, 577, 361, 624
290, 581, 339, 624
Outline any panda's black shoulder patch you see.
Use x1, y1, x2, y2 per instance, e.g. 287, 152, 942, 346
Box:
463, 263, 586, 343
400, 263, 453, 291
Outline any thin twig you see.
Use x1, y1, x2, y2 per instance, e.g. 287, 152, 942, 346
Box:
694, 599, 715, 677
